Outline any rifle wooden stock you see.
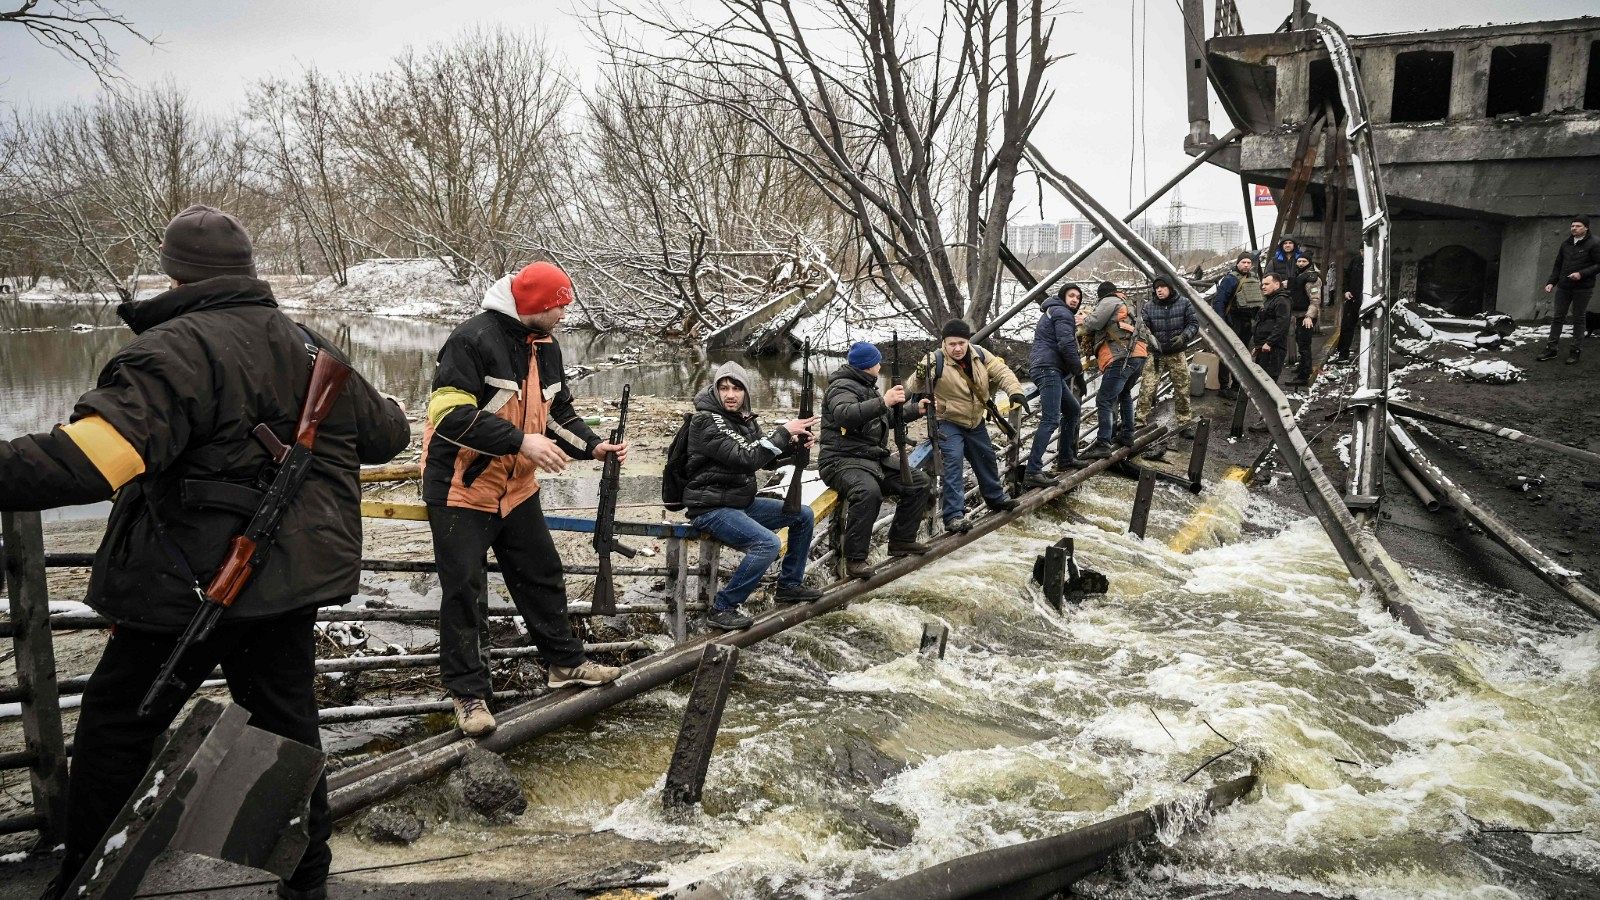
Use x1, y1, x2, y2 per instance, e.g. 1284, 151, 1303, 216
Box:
204, 536, 259, 609
296, 351, 354, 450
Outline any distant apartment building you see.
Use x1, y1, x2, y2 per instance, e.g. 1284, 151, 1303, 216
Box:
1008, 218, 1243, 257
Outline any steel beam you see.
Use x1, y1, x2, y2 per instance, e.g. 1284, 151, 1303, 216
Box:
1129, 470, 1157, 539
971, 128, 1243, 344
919, 623, 949, 659
1389, 399, 1600, 468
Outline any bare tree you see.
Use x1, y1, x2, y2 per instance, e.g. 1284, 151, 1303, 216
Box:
596, 0, 1059, 333
565, 59, 848, 335
1, 1, 154, 83
2, 82, 249, 299
336, 27, 576, 283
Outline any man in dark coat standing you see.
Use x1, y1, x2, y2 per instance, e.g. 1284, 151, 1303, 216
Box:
0, 206, 411, 899
1538, 216, 1600, 365
1247, 273, 1293, 433
1023, 286, 1087, 487
1215, 253, 1264, 397
1135, 275, 1199, 439
817, 342, 932, 580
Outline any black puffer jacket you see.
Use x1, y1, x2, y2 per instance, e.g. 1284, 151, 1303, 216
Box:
1142, 277, 1198, 354
1547, 233, 1600, 290
1252, 286, 1293, 350
818, 364, 890, 477
684, 361, 795, 518
0, 276, 410, 631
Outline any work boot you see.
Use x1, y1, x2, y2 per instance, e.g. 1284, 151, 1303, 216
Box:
887, 539, 932, 556
944, 517, 972, 535
775, 583, 825, 603
1537, 344, 1559, 362
277, 883, 327, 900
547, 659, 622, 688
453, 696, 497, 737
844, 559, 874, 580
1566, 346, 1581, 365
985, 497, 1019, 513
1080, 441, 1113, 460
1054, 456, 1088, 471
706, 605, 753, 630
1219, 385, 1238, 400
1023, 471, 1058, 490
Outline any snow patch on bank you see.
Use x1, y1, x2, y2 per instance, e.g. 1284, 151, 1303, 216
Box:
288, 258, 478, 320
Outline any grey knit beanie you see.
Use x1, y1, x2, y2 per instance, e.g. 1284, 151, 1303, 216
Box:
159, 205, 256, 284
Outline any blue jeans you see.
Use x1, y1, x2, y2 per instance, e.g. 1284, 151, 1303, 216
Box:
936, 420, 1006, 523
1095, 356, 1146, 445
1027, 366, 1082, 472
692, 498, 814, 610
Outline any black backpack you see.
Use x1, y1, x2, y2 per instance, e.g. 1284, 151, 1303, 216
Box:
661, 412, 695, 511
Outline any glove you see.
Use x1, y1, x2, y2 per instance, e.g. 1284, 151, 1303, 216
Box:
1009, 392, 1028, 413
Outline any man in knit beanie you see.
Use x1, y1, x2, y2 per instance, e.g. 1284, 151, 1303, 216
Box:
818, 341, 932, 579
422, 261, 627, 738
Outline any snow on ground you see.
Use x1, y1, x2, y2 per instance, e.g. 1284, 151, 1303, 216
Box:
288, 258, 479, 320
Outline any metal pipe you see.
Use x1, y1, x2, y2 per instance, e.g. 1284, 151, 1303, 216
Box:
1385, 443, 1440, 513
1022, 144, 1429, 640
318, 690, 536, 726
855, 774, 1256, 900
326, 428, 1171, 818
1389, 400, 1600, 468
40, 553, 673, 579
971, 128, 1243, 344
1388, 417, 1600, 622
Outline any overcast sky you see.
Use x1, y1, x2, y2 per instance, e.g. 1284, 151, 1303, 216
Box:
2, 1, 1591, 243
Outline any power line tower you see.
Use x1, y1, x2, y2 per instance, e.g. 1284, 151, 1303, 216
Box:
1162, 187, 1186, 258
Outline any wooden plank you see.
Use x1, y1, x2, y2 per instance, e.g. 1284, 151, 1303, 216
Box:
663, 644, 739, 809
0, 511, 69, 843
1128, 469, 1157, 539
360, 500, 699, 538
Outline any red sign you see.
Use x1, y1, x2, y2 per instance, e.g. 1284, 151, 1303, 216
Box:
1253, 184, 1276, 206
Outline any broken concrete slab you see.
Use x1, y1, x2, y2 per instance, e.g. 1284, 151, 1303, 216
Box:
445, 745, 526, 824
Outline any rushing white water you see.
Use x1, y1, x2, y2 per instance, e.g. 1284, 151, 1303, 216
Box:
368, 473, 1600, 898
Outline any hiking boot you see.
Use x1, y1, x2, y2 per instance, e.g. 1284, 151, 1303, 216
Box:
453, 696, 497, 737
1023, 471, 1058, 490
887, 540, 932, 556
1054, 456, 1088, 471
1566, 346, 1581, 365
1080, 441, 1113, 460
775, 583, 824, 603
706, 605, 753, 630
1537, 344, 1559, 362
1219, 385, 1239, 400
277, 884, 327, 900
944, 517, 972, 535
548, 659, 622, 688
985, 497, 1019, 513
1113, 432, 1134, 448
844, 560, 874, 580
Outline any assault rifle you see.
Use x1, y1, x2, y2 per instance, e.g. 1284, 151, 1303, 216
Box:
782, 340, 814, 515
889, 332, 912, 483
591, 384, 638, 615
139, 348, 352, 717
922, 354, 942, 533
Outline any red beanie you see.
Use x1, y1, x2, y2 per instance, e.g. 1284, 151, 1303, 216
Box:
510, 262, 575, 315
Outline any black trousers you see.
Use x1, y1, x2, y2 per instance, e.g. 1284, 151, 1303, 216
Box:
1336, 293, 1360, 358
1222, 308, 1259, 388
1549, 285, 1594, 344
822, 461, 930, 562
1256, 345, 1287, 382
60, 610, 330, 892
1293, 318, 1315, 380
431, 492, 586, 700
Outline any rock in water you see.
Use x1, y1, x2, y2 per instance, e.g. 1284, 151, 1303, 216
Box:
446, 745, 527, 824
362, 804, 425, 845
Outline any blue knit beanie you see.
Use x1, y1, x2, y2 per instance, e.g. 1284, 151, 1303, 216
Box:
847, 341, 882, 369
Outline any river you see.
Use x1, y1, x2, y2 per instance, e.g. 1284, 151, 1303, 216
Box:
343, 471, 1599, 898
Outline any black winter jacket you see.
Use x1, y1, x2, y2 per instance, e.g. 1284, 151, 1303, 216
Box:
684, 363, 795, 518
1547, 234, 1600, 290
1028, 295, 1084, 376
818, 365, 892, 478
0, 276, 410, 631
1252, 288, 1293, 351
